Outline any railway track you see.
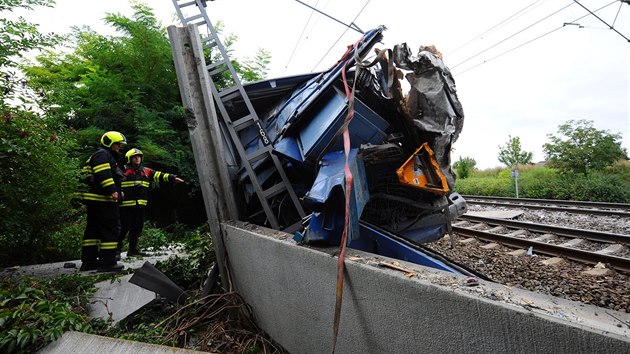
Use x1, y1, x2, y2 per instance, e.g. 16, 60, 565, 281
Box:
425, 196, 630, 312
450, 196, 630, 273
462, 195, 630, 218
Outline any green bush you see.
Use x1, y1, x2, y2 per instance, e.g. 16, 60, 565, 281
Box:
454, 175, 513, 196
137, 223, 171, 251
518, 167, 560, 199
0, 109, 79, 267
455, 164, 630, 203
567, 174, 630, 202
41, 214, 85, 263
155, 228, 215, 290
0, 274, 97, 354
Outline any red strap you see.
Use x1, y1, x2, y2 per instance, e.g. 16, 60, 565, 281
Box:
332, 34, 364, 354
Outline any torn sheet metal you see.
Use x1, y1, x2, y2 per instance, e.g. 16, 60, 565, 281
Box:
298, 148, 369, 245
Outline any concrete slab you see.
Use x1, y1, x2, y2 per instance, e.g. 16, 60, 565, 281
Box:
508, 249, 528, 256
561, 239, 585, 247
531, 233, 557, 242
541, 257, 565, 266
465, 209, 525, 219
38, 331, 210, 354
480, 242, 499, 249
505, 229, 527, 238
583, 268, 614, 276
88, 274, 156, 324
223, 221, 630, 353
487, 226, 505, 233
0, 248, 185, 280
597, 244, 627, 255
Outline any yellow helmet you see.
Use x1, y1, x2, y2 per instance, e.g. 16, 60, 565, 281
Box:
101, 131, 127, 148
125, 148, 143, 163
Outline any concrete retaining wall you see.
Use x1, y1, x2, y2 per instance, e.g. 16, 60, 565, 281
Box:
222, 221, 630, 354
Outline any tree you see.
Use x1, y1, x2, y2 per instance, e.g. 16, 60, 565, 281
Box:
453, 156, 476, 179
23, 1, 271, 225
543, 119, 628, 176
498, 135, 533, 167
0, 0, 62, 109
0, 0, 79, 266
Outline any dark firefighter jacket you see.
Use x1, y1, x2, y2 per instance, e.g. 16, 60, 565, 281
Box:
120, 165, 177, 208
77, 148, 124, 205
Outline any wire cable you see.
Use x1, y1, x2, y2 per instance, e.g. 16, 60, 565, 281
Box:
283, 0, 321, 74
453, 0, 620, 75
451, 1, 576, 70
573, 0, 630, 41
447, 0, 547, 56
612, 1, 623, 26
310, 0, 372, 72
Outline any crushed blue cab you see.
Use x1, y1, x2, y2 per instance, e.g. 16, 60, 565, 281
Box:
215, 26, 469, 276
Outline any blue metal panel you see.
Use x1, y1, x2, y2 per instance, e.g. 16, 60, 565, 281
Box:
397, 224, 447, 244
297, 88, 389, 162
353, 223, 462, 274
302, 149, 369, 245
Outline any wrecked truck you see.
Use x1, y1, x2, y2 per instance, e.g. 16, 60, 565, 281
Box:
171, 15, 468, 273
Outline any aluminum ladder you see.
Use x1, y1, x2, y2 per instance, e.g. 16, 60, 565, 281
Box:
171, 0, 306, 231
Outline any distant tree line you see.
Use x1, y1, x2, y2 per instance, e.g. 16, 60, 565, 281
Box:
455, 119, 627, 178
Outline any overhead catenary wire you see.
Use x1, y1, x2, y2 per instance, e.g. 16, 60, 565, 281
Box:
310, 0, 372, 72
612, 1, 624, 25
573, 0, 630, 41
453, 0, 621, 75
283, 0, 322, 74
446, 0, 547, 56
450, 1, 576, 70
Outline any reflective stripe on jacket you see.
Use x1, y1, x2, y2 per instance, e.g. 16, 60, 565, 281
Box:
77, 148, 123, 206
120, 165, 177, 208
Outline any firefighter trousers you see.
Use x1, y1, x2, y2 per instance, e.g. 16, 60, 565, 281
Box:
82, 204, 120, 266
119, 206, 145, 253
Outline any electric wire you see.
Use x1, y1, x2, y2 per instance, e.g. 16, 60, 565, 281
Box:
453, 0, 620, 76
447, 0, 547, 56
451, 1, 576, 70
573, 0, 630, 41
284, 0, 321, 74
304, 0, 333, 40
612, 1, 623, 26
310, 0, 372, 72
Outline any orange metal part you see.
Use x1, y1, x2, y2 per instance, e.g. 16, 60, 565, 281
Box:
395, 142, 449, 195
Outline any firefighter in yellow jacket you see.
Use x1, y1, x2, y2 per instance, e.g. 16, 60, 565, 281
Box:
77, 131, 127, 272
118, 148, 184, 258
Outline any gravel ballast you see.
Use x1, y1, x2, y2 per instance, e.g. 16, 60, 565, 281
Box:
426, 204, 630, 313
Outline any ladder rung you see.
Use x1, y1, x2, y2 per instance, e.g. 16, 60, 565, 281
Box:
206, 60, 226, 71
246, 147, 269, 162
231, 115, 255, 131
178, 0, 197, 8
184, 14, 204, 23
201, 37, 217, 49
209, 66, 228, 76
218, 85, 239, 98
263, 183, 286, 199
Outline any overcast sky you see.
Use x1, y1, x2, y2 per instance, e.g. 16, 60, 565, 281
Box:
11, 0, 630, 169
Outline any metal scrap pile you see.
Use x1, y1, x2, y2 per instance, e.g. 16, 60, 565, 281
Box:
220, 26, 467, 255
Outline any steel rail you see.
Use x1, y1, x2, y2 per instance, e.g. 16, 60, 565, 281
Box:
464, 199, 630, 218
459, 214, 630, 246
463, 195, 630, 211
452, 226, 630, 273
